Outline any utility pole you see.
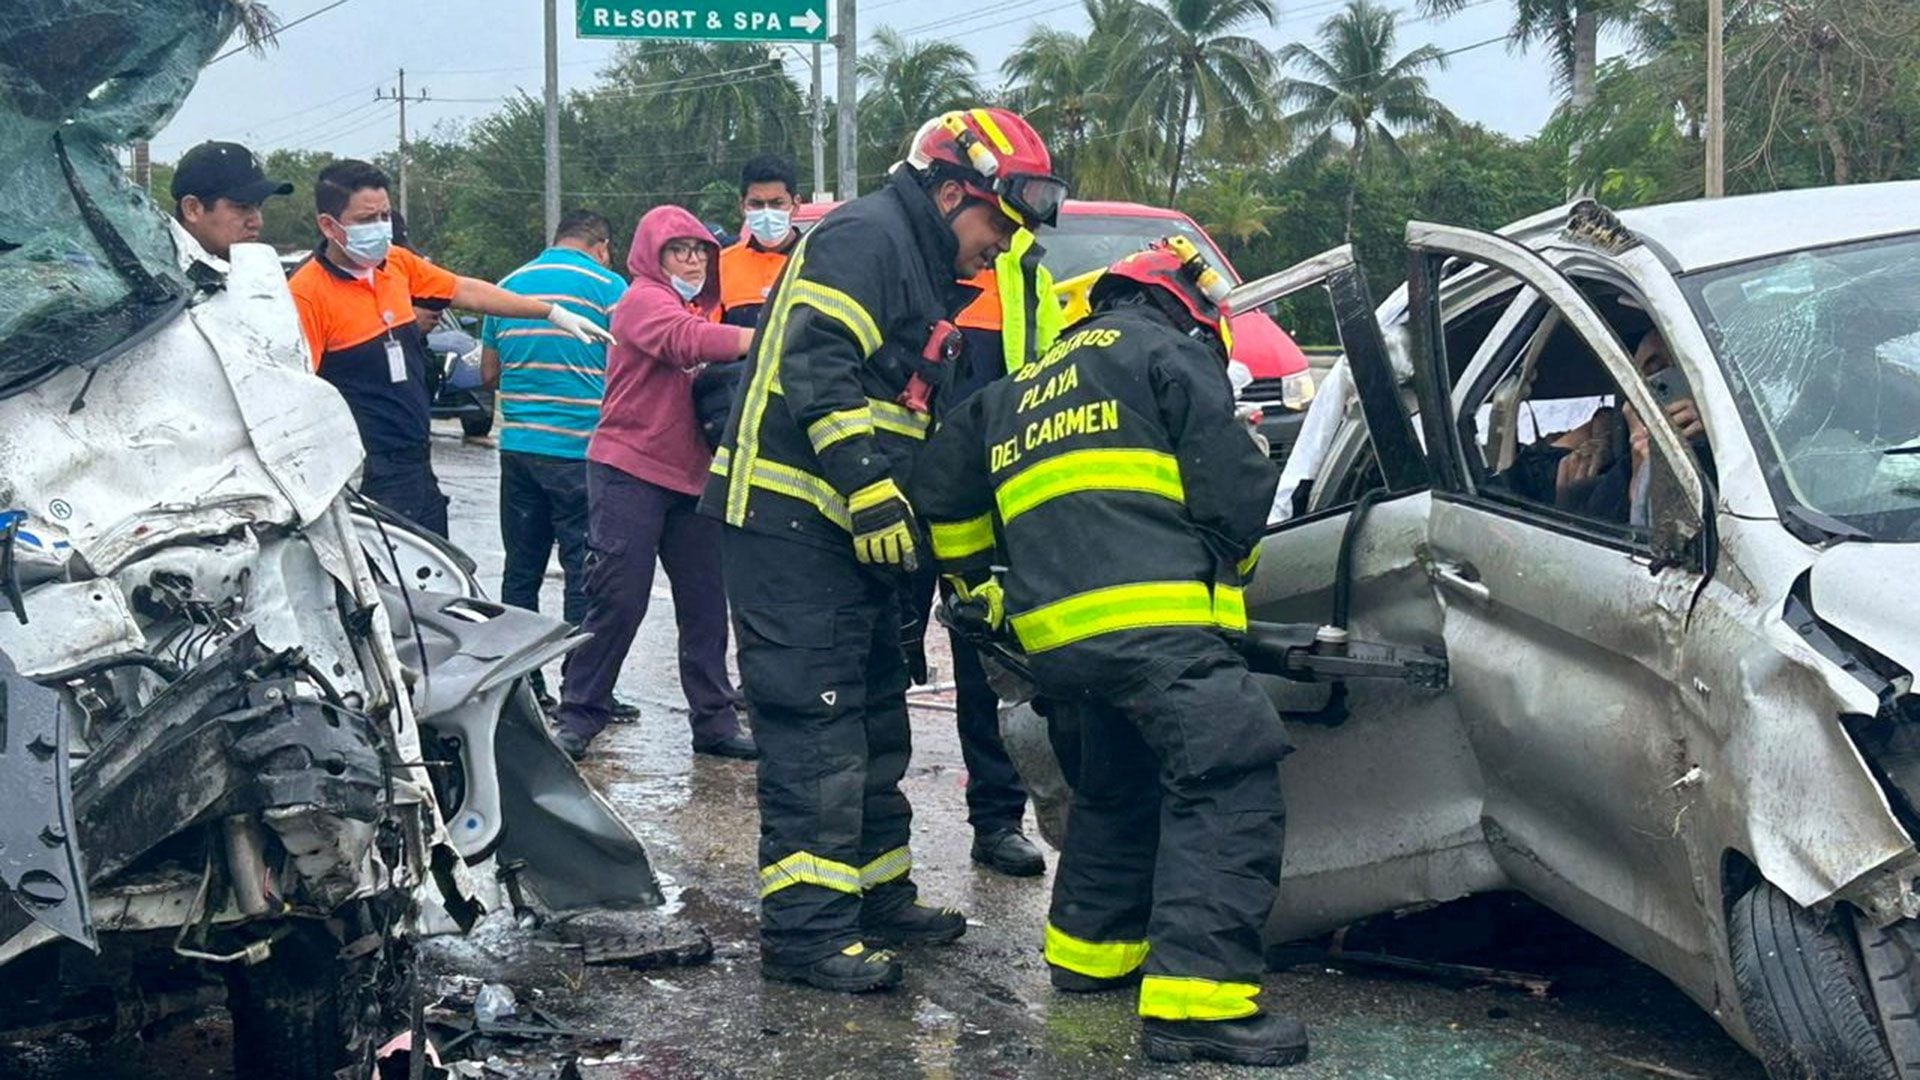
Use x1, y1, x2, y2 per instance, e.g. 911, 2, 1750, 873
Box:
542, 0, 562, 240
1705, 0, 1725, 197
810, 42, 827, 200
132, 141, 151, 193
376, 69, 429, 218
835, 0, 857, 200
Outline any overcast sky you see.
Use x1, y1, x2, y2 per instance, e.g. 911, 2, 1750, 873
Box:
154, 0, 1610, 169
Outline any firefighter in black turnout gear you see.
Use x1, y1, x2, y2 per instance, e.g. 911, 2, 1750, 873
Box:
700, 107, 1066, 994
911, 239, 1307, 1066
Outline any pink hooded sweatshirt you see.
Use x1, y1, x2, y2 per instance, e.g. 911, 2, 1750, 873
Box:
588, 206, 743, 495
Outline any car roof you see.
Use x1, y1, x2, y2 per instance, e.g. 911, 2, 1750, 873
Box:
1503, 181, 1920, 274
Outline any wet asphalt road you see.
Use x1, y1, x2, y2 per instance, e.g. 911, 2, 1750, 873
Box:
5, 426, 1767, 1079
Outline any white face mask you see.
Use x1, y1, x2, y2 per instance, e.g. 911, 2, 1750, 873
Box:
745, 207, 793, 247
669, 275, 702, 301
337, 218, 392, 267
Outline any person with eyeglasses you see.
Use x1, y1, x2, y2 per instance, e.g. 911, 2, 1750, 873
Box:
548, 206, 756, 762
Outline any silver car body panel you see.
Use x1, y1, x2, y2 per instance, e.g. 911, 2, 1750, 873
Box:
1015, 193, 1920, 1059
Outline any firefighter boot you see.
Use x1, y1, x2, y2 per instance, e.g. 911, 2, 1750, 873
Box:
762, 943, 903, 993
862, 902, 967, 948
1141, 1012, 1310, 1067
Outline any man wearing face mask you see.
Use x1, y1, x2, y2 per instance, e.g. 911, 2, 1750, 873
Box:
700, 108, 1065, 994
288, 159, 613, 536
696, 155, 803, 450
550, 205, 756, 762
717, 154, 802, 328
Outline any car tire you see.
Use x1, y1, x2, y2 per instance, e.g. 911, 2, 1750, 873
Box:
1729, 879, 1900, 1079
461, 413, 494, 439
225, 921, 370, 1080
1856, 917, 1920, 1078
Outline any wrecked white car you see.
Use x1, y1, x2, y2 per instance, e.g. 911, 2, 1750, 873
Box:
1004, 182, 1920, 1078
0, 6, 658, 1078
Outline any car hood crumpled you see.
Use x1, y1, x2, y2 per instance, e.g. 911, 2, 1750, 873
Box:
1809, 542, 1920, 677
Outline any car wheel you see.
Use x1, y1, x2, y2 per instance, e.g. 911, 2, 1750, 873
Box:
1730, 879, 1900, 1079
225, 921, 373, 1080
461, 413, 494, 439
1856, 916, 1920, 1078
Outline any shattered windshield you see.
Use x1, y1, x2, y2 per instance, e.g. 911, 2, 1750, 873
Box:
0, 2, 244, 398
1689, 234, 1920, 541
1041, 213, 1230, 282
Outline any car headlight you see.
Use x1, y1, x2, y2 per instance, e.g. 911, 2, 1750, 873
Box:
460, 345, 482, 371
1281, 370, 1316, 410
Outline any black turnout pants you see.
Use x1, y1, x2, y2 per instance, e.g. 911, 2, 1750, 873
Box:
722, 527, 920, 965
1045, 647, 1290, 1019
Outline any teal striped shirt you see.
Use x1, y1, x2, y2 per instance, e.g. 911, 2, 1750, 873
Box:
482, 247, 628, 459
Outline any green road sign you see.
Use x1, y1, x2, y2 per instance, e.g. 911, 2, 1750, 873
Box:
578, 1, 829, 42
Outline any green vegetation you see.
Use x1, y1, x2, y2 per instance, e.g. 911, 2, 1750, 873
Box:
189, 0, 1919, 320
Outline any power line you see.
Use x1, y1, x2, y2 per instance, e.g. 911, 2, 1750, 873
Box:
210, 0, 358, 64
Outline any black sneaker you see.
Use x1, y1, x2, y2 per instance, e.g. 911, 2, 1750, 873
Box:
608, 695, 643, 723
1141, 1012, 1310, 1067
1049, 964, 1142, 993
970, 829, 1045, 877
862, 902, 967, 947
762, 942, 902, 993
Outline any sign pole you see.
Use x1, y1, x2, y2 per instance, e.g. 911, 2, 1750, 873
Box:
810, 42, 827, 199
835, 0, 856, 200
543, 0, 562, 239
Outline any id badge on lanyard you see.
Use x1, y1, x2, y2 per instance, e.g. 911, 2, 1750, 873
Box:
385, 336, 407, 383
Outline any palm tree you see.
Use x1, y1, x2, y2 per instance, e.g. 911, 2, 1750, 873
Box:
1183, 168, 1277, 259
1279, 0, 1456, 239
1002, 0, 1164, 200
856, 28, 983, 181
1122, 0, 1278, 204
1419, 0, 1635, 112
603, 42, 804, 168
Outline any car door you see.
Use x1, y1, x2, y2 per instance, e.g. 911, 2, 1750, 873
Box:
1230, 248, 1504, 942
1401, 222, 1716, 983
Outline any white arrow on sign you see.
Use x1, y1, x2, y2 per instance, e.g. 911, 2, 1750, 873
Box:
792, 8, 823, 33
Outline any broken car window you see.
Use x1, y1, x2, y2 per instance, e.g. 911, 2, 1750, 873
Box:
0, 3, 247, 397
1690, 236, 1920, 539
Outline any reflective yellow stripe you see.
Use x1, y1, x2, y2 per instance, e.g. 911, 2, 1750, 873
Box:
806, 406, 875, 454
859, 846, 911, 888
760, 851, 862, 898
867, 397, 931, 440
1237, 547, 1261, 577
971, 108, 1016, 154
726, 237, 812, 524
756, 460, 851, 530
929, 513, 995, 561
790, 280, 883, 357
995, 449, 1184, 524
1044, 923, 1149, 979
1213, 583, 1247, 632
711, 448, 850, 530
1137, 975, 1262, 1021
1010, 581, 1217, 654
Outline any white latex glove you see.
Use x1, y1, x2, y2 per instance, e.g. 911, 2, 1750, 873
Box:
547, 303, 614, 345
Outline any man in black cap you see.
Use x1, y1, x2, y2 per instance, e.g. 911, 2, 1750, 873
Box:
170, 140, 293, 263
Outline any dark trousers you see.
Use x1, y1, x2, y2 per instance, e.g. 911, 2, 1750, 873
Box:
948, 629, 1029, 835
723, 527, 918, 965
362, 445, 449, 538
1045, 649, 1290, 1017
554, 463, 740, 743
498, 450, 591, 625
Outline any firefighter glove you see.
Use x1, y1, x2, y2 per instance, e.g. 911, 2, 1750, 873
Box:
547, 303, 616, 345
849, 478, 920, 571
947, 574, 1006, 633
